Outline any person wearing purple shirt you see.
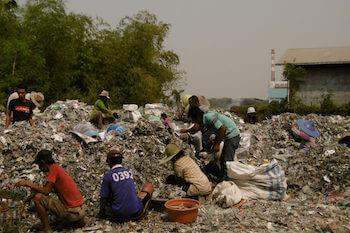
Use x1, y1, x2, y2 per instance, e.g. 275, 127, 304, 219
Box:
98, 149, 154, 223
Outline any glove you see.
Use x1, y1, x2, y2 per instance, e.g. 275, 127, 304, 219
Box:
166, 175, 187, 187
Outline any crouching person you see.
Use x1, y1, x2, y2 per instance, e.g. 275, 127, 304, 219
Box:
16, 150, 86, 233
288, 119, 320, 149
98, 149, 154, 223
160, 144, 212, 199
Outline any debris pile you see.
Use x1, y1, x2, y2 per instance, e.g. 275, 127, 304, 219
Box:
0, 101, 183, 216
237, 113, 350, 194
0, 101, 349, 232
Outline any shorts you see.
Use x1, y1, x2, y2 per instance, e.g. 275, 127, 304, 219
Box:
40, 196, 86, 222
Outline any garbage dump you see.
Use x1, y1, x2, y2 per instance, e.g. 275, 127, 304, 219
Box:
0, 101, 349, 232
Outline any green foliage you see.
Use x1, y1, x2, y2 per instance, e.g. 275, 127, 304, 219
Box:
338, 101, 350, 115
282, 63, 306, 103
282, 63, 306, 81
231, 99, 288, 121
231, 96, 350, 121
320, 93, 336, 114
0, 0, 182, 108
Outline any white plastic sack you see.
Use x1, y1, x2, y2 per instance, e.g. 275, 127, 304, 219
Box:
130, 110, 142, 123
123, 104, 138, 111
144, 103, 164, 109
144, 103, 165, 116
226, 159, 287, 201
212, 181, 243, 208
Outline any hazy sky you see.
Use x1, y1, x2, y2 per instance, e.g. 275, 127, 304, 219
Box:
46, 1, 350, 99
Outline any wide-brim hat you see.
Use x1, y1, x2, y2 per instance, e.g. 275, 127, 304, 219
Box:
297, 119, 320, 138
181, 94, 191, 108
159, 144, 181, 164
30, 92, 44, 107
99, 90, 110, 99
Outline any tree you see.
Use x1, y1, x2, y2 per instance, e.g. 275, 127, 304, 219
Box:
0, 0, 182, 109
282, 63, 306, 111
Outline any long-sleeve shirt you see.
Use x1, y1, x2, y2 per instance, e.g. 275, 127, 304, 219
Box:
174, 155, 212, 196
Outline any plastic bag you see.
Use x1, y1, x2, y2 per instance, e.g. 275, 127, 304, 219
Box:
129, 111, 142, 122
212, 181, 243, 208
106, 124, 125, 135
123, 104, 138, 111
226, 159, 287, 201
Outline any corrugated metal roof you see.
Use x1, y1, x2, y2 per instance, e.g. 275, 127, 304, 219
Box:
276, 47, 350, 65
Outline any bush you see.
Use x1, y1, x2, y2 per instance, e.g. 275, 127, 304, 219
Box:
320, 93, 336, 115
230, 96, 349, 122
231, 99, 288, 121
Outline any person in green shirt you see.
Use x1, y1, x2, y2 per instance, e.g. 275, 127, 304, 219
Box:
188, 106, 240, 181
90, 90, 114, 129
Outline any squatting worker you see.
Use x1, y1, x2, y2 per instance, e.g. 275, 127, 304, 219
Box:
159, 144, 212, 198
6, 84, 35, 128
90, 90, 115, 129
98, 149, 154, 223
289, 119, 320, 149
188, 107, 240, 181
16, 150, 86, 233
161, 112, 175, 133
246, 106, 257, 124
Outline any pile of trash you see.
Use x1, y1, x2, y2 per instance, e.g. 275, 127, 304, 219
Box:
0, 101, 184, 219
0, 101, 349, 232
236, 113, 350, 194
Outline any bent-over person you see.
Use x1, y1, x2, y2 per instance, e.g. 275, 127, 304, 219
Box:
160, 144, 212, 198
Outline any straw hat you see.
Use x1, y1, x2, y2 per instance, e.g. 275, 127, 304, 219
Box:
297, 119, 320, 138
159, 144, 181, 164
30, 92, 44, 107
99, 90, 110, 99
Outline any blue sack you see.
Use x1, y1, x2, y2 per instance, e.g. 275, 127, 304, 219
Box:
106, 124, 125, 135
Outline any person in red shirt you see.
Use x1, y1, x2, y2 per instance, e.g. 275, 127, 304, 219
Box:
16, 150, 86, 233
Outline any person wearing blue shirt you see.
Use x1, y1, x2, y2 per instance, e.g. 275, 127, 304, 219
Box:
188, 107, 240, 181
98, 149, 154, 223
